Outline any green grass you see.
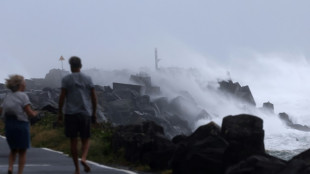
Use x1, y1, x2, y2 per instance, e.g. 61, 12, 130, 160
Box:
0, 113, 129, 166
31, 113, 130, 166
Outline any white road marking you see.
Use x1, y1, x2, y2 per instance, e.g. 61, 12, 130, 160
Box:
42, 147, 137, 174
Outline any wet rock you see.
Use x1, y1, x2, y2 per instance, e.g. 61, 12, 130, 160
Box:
172, 134, 188, 144
226, 155, 287, 174
221, 114, 265, 168
262, 101, 274, 114
113, 82, 143, 95
130, 73, 161, 95
169, 95, 204, 130
44, 69, 70, 88
111, 121, 175, 170
275, 159, 309, 174
170, 122, 228, 174
219, 80, 256, 106
279, 112, 310, 132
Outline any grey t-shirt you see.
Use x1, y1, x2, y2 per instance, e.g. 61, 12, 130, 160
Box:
1, 91, 31, 122
61, 72, 94, 116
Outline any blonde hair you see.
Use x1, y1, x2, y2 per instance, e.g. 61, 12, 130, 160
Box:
5, 74, 24, 92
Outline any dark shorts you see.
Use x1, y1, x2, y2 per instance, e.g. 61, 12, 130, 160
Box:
5, 117, 30, 150
64, 114, 91, 139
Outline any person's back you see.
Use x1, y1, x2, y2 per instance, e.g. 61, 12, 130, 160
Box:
62, 72, 94, 116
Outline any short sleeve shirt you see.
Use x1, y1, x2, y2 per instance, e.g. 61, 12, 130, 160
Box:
1, 91, 31, 122
61, 72, 94, 116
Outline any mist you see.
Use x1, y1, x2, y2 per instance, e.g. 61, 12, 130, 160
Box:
80, 50, 310, 158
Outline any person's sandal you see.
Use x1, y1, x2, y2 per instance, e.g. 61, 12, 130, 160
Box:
81, 161, 91, 173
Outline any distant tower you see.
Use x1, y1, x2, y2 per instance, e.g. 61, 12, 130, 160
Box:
227, 71, 232, 81
59, 55, 65, 70
155, 48, 161, 70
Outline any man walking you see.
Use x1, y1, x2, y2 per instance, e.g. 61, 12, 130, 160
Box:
58, 56, 97, 174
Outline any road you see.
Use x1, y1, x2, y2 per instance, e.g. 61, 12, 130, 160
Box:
0, 136, 138, 174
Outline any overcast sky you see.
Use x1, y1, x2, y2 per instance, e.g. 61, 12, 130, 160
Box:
1, 0, 310, 80
2, 0, 310, 120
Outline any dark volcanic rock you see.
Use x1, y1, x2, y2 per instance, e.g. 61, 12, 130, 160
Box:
25, 69, 69, 89
226, 155, 287, 174
221, 114, 265, 168
275, 148, 310, 173
262, 101, 274, 114
219, 80, 256, 106
275, 159, 310, 174
279, 112, 310, 132
130, 74, 161, 95
111, 121, 175, 170
170, 122, 228, 174
44, 69, 70, 88
113, 82, 143, 95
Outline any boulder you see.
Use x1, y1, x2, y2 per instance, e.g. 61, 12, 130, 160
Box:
226, 155, 287, 174
279, 113, 310, 132
169, 95, 203, 129
290, 148, 310, 165
172, 134, 188, 144
111, 121, 175, 170
113, 82, 143, 95
43, 69, 69, 88
170, 122, 228, 174
275, 159, 310, 174
221, 114, 265, 168
262, 101, 274, 114
130, 74, 161, 95
161, 112, 192, 138
153, 97, 169, 113
219, 80, 256, 106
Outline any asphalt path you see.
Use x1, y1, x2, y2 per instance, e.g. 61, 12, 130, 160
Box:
0, 136, 138, 174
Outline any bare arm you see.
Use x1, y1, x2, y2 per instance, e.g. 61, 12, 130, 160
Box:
24, 104, 37, 117
58, 88, 66, 121
90, 88, 97, 123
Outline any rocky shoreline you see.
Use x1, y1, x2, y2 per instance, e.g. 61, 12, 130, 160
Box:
1, 69, 310, 173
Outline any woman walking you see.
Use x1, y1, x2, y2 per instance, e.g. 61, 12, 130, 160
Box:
0, 75, 37, 174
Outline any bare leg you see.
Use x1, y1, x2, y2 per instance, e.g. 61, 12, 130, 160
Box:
70, 138, 80, 174
81, 138, 90, 162
17, 149, 27, 174
8, 149, 17, 173
80, 138, 90, 172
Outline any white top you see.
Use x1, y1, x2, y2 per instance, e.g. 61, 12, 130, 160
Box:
1, 91, 31, 122
61, 72, 94, 116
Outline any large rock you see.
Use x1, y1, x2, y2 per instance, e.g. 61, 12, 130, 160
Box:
169, 95, 207, 130
221, 114, 265, 168
279, 112, 310, 132
113, 82, 143, 95
275, 159, 310, 174
219, 80, 256, 106
44, 69, 70, 88
272, 148, 310, 173
130, 74, 161, 95
111, 121, 175, 170
262, 101, 274, 114
226, 155, 287, 174
170, 122, 228, 174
